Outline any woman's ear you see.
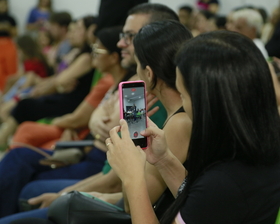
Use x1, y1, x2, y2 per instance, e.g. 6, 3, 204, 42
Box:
145, 65, 154, 84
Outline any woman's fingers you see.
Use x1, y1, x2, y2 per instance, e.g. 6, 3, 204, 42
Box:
119, 119, 131, 140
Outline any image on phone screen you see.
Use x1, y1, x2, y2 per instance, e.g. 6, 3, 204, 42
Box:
121, 82, 147, 148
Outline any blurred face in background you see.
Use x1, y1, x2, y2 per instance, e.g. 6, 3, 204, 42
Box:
92, 39, 115, 73
228, 17, 255, 39
66, 22, 77, 46
48, 22, 67, 41
39, 0, 51, 8
271, 7, 280, 25
0, 0, 8, 14
71, 19, 87, 48
193, 11, 217, 33
178, 9, 193, 28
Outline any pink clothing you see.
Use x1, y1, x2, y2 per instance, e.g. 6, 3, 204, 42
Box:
175, 212, 186, 224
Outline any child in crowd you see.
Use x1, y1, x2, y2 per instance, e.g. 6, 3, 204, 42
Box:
0, 35, 49, 122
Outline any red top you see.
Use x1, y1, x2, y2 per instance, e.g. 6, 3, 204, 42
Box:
24, 59, 47, 78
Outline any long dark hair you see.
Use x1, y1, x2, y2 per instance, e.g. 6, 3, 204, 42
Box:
133, 20, 192, 90
77, 15, 98, 56
161, 30, 280, 223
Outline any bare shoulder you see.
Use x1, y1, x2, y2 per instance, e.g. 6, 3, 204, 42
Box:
163, 112, 192, 163
128, 75, 139, 81
164, 112, 192, 135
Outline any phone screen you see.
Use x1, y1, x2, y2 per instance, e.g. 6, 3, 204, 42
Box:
120, 81, 147, 148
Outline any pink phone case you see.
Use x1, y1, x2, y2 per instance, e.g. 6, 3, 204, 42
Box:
118, 81, 148, 149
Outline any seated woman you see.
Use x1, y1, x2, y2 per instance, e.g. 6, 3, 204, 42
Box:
107, 30, 280, 223
0, 20, 192, 223
0, 16, 96, 147
25, 0, 52, 34
0, 25, 135, 219
8, 25, 132, 150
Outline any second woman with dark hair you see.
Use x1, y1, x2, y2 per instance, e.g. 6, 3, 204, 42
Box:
107, 29, 280, 223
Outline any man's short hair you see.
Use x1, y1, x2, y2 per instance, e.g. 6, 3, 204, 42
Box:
232, 9, 263, 36
128, 3, 179, 23
179, 5, 193, 14
49, 12, 72, 27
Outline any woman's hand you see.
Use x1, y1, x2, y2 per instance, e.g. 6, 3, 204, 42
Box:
28, 193, 60, 208
140, 118, 170, 166
59, 129, 79, 141
146, 92, 159, 117
106, 119, 146, 183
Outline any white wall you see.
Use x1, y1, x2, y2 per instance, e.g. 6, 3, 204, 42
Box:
9, 0, 280, 35
134, 98, 145, 110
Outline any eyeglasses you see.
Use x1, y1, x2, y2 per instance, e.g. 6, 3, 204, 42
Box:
91, 44, 109, 57
119, 32, 137, 45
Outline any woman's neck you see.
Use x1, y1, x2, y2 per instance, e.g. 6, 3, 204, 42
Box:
153, 84, 182, 117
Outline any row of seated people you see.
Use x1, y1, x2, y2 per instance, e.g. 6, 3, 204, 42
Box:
0, 2, 280, 224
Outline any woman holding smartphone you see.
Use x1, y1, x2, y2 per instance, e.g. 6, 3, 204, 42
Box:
107, 27, 280, 223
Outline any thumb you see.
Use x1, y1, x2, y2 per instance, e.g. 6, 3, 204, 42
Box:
140, 125, 161, 138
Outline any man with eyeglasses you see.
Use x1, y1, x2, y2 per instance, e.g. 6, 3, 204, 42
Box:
117, 3, 179, 69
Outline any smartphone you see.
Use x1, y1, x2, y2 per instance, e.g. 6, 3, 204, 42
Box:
119, 81, 147, 149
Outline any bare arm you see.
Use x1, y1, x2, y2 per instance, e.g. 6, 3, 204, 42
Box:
54, 53, 92, 92
52, 100, 95, 129
123, 113, 191, 212
155, 114, 191, 196
28, 169, 122, 208
60, 169, 121, 193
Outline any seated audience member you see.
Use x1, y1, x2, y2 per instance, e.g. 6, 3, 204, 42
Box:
196, 0, 219, 14
44, 11, 72, 72
215, 16, 227, 30
178, 5, 193, 29
37, 29, 54, 57
229, 8, 269, 59
0, 16, 95, 147
0, 3, 188, 223
261, 7, 279, 44
107, 30, 280, 224
10, 26, 127, 150
0, 25, 136, 219
191, 10, 217, 36
265, 7, 280, 58
0, 35, 50, 122
26, 0, 52, 34
0, 0, 17, 91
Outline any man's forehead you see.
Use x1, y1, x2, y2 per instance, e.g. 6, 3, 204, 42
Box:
123, 14, 150, 33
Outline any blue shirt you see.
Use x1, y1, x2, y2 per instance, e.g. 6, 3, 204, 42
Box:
27, 7, 50, 24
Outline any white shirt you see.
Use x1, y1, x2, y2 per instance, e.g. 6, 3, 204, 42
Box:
253, 38, 269, 60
